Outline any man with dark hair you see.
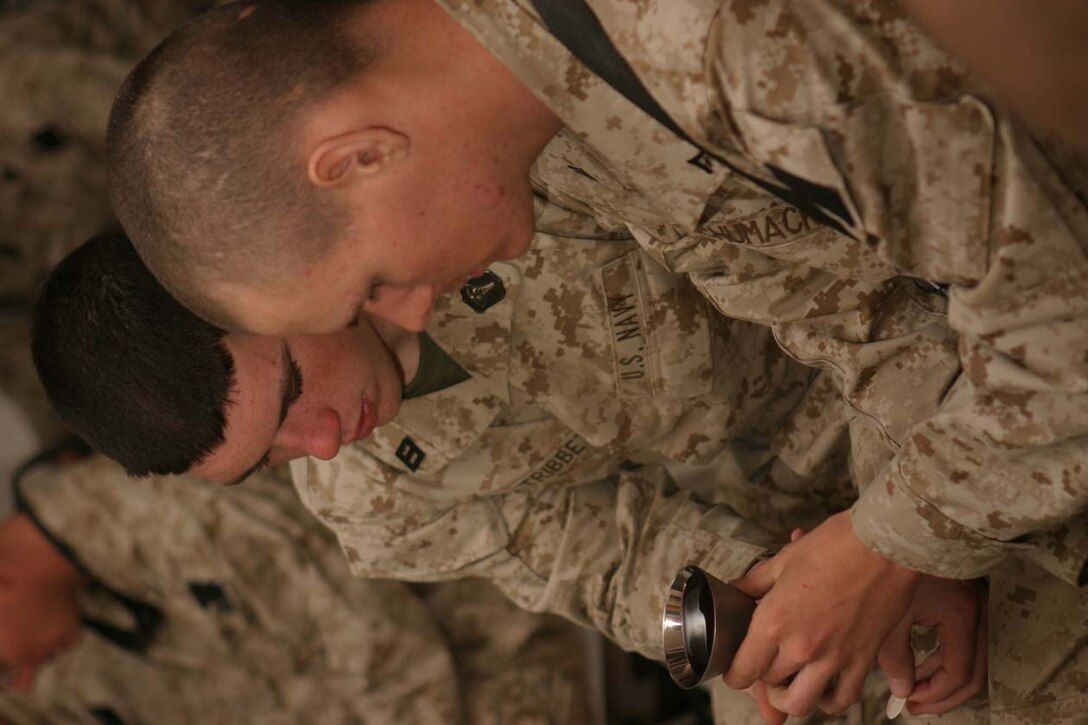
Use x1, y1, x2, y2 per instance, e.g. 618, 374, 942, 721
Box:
0, 452, 593, 724
34, 227, 995, 723
32, 229, 235, 476
105, 3, 1088, 722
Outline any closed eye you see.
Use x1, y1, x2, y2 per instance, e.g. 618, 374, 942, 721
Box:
283, 356, 302, 423
226, 345, 303, 487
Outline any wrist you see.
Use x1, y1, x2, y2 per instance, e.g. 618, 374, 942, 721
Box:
845, 509, 922, 589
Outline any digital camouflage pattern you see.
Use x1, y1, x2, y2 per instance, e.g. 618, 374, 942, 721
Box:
436, 0, 1088, 586
988, 557, 1088, 725
293, 204, 988, 725
431, 2, 1088, 720
0, 456, 592, 724
293, 212, 865, 661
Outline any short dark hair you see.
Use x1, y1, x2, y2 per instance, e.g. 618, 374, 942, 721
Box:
106, 0, 380, 326
32, 229, 235, 476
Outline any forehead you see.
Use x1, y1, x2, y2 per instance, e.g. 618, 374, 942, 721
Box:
187, 334, 285, 483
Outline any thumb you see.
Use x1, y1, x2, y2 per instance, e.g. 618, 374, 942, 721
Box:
878, 614, 917, 698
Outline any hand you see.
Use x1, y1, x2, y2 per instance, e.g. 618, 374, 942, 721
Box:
878, 575, 987, 716
722, 511, 920, 718
741, 529, 804, 725
746, 680, 788, 725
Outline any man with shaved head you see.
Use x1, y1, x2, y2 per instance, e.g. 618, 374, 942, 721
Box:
107, 0, 550, 333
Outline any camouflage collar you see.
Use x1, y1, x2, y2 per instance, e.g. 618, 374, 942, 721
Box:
348, 262, 520, 474
426, 260, 519, 406
439, 0, 739, 234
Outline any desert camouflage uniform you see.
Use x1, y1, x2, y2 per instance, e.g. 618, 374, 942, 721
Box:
0, 456, 592, 724
430, 1, 1088, 720
293, 213, 870, 662
0, 0, 213, 439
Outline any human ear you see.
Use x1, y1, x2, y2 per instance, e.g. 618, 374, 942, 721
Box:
307, 128, 410, 188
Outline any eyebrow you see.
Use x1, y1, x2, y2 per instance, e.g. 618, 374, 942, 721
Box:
226, 342, 302, 486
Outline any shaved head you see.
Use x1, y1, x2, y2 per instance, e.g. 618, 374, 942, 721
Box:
107, 0, 381, 327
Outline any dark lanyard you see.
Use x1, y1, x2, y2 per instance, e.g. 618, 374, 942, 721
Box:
527, 0, 856, 237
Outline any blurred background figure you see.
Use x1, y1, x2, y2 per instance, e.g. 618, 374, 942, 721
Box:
0, 0, 216, 440
0, 451, 594, 724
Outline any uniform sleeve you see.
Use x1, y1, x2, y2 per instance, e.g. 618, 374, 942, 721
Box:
294, 454, 778, 662
692, 0, 1088, 580
825, 57, 1088, 581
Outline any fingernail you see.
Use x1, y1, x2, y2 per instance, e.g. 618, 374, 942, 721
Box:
886, 695, 907, 720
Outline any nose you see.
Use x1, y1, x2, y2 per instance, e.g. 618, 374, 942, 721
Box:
362, 284, 436, 333
275, 408, 343, 461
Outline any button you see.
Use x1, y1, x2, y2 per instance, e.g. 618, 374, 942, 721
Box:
460, 270, 506, 313
395, 437, 425, 471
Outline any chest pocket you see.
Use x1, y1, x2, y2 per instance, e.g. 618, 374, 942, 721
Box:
731, 99, 995, 285
599, 250, 715, 398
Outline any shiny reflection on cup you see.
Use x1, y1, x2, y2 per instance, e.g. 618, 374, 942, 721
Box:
662, 565, 757, 688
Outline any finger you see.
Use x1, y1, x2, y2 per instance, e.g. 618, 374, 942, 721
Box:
820, 661, 870, 716
767, 663, 838, 717
909, 662, 984, 716
762, 650, 804, 686
877, 614, 916, 698
733, 555, 780, 598
761, 640, 813, 687
913, 649, 944, 684
910, 598, 988, 715
790, 528, 806, 543
908, 611, 978, 704
763, 680, 795, 716
723, 631, 779, 690
748, 681, 788, 725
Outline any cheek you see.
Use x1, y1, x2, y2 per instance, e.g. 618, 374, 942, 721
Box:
473, 178, 510, 215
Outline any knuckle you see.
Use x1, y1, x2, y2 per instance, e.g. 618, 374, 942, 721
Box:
785, 636, 820, 663
754, 609, 786, 640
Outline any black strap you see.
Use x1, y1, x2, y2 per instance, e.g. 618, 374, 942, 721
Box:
528, 0, 855, 236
